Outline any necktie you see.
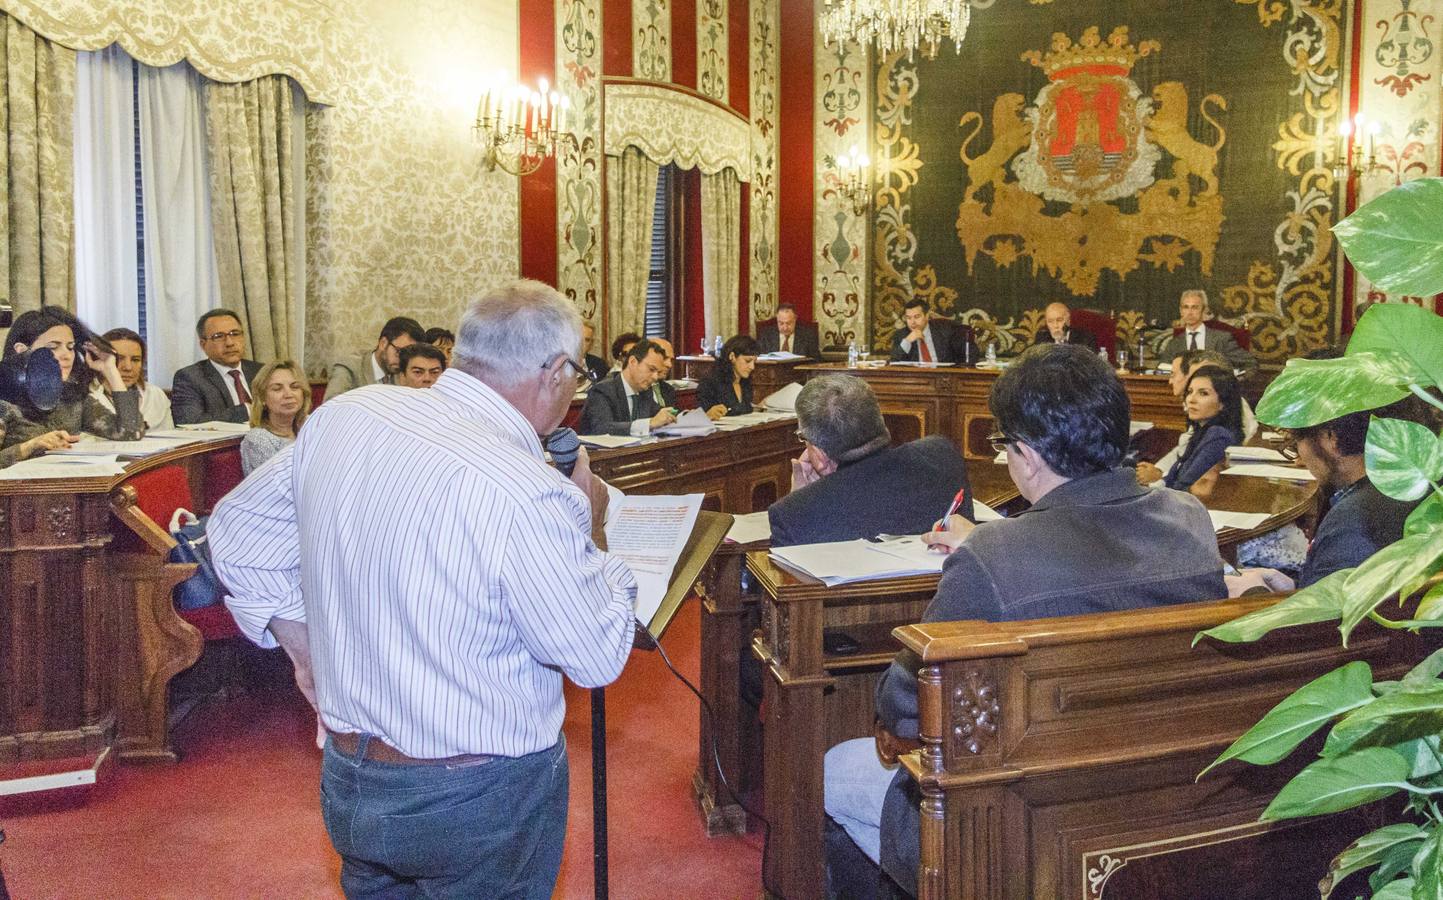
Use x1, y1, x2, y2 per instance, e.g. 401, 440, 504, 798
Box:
919, 335, 933, 363
630, 392, 640, 420
782, 334, 790, 353
229, 369, 252, 405
1188, 331, 1199, 351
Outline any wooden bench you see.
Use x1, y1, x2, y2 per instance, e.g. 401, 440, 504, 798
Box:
892, 595, 1420, 899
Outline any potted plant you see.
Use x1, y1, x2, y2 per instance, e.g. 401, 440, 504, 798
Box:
1196, 176, 1443, 898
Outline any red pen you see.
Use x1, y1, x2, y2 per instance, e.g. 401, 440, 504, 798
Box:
935, 485, 968, 531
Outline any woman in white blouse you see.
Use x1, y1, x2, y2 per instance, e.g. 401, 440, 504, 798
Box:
94, 328, 173, 429
240, 360, 310, 475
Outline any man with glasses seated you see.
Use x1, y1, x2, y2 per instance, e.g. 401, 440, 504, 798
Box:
822, 344, 1226, 900
577, 339, 677, 436
766, 373, 972, 548
171, 308, 264, 424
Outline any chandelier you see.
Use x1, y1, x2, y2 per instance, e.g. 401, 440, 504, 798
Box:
474, 74, 576, 177
819, 0, 972, 60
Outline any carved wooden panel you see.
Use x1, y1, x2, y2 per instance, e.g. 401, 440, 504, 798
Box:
947, 667, 1001, 760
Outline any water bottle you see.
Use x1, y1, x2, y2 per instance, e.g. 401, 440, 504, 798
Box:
985, 342, 997, 366
847, 340, 859, 368
713, 335, 723, 357
1098, 346, 1108, 362
699, 336, 708, 356
1137, 336, 1146, 372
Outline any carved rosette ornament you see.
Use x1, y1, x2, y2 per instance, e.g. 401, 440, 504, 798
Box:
949, 668, 999, 756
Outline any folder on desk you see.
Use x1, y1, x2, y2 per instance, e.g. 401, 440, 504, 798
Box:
768, 537, 944, 587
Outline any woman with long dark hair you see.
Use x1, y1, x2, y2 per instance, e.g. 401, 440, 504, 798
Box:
697, 335, 760, 419
2, 306, 145, 442
1161, 364, 1244, 493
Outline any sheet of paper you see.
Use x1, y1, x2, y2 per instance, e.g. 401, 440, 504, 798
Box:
177, 421, 249, 433
972, 500, 1003, 522
145, 428, 227, 441
655, 408, 717, 437
666, 378, 697, 390
712, 410, 798, 431
0, 454, 126, 480
1221, 464, 1316, 481
1129, 420, 1155, 436
578, 433, 646, 448
768, 538, 943, 587
604, 493, 704, 628
1261, 431, 1284, 442
725, 510, 772, 544
888, 360, 947, 368
758, 351, 806, 361
51, 438, 192, 457
1208, 510, 1273, 532
866, 535, 948, 573
1226, 445, 1288, 462
761, 382, 803, 413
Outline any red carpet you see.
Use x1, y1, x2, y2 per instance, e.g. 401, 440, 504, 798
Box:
0, 599, 763, 898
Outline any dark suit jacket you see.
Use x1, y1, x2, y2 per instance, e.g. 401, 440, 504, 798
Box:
757, 322, 820, 358
1299, 479, 1419, 587
888, 318, 979, 365
171, 358, 263, 425
1032, 327, 1098, 351
1163, 423, 1240, 491
696, 374, 753, 417
768, 436, 973, 547
1162, 325, 1258, 377
578, 373, 663, 436
872, 468, 1226, 895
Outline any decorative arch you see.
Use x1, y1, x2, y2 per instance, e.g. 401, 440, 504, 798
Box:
603, 80, 751, 181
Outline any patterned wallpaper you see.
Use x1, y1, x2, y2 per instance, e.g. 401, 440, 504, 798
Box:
304, 0, 519, 370
1353, 0, 1443, 313
634, 0, 672, 80
556, 0, 604, 324
812, 16, 869, 351
749, 0, 781, 325
698, 0, 729, 101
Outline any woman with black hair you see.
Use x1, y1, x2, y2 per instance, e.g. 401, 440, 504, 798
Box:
1160, 364, 1244, 493
1, 306, 145, 443
697, 334, 760, 420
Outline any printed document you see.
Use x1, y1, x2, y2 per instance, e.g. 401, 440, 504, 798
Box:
605, 493, 704, 627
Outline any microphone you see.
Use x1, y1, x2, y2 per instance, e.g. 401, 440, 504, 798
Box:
544, 427, 580, 477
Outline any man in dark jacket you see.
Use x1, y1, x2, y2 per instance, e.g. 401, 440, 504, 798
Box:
171, 308, 263, 425
768, 374, 972, 547
822, 344, 1227, 899
578, 340, 677, 436
888, 298, 979, 365
1031, 302, 1097, 350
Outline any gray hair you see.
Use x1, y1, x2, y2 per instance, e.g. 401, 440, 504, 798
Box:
795, 374, 891, 463
1180, 289, 1210, 313
452, 279, 581, 385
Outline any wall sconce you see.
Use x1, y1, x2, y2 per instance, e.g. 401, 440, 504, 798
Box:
475, 72, 576, 177
1331, 113, 1387, 182
832, 145, 872, 216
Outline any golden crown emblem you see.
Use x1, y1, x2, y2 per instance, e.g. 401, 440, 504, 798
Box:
1021, 26, 1160, 79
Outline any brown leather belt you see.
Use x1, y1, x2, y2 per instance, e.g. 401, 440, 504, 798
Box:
328, 731, 494, 767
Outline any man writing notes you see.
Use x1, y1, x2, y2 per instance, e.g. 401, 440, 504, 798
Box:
823, 344, 1226, 899
888, 297, 979, 365
1160, 289, 1258, 379
1031, 301, 1097, 350
209, 280, 637, 898
758, 302, 820, 358
578, 339, 677, 435
768, 374, 972, 547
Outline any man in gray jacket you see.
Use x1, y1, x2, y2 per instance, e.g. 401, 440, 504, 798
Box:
822, 344, 1227, 899
324, 316, 426, 401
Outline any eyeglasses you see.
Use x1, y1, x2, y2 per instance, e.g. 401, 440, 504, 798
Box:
548, 356, 599, 387
987, 430, 1015, 455
204, 329, 245, 342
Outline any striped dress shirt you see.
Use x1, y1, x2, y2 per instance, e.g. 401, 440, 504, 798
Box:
210, 368, 638, 758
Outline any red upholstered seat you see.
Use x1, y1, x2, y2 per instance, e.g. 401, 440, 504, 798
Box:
1069, 308, 1117, 359
1173, 318, 1252, 351
202, 446, 245, 511
110, 464, 195, 555
178, 603, 241, 641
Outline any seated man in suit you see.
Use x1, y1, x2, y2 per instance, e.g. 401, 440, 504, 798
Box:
649, 336, 678, 407
888, 297, 979, 365
1031, 301, 1097, 350
171, 308, 264, 425
578, 339, 677, 436
395, 343, 446, 389
581, 321, 608, 382
823, 344, 1226, 899
325, 316, 426, 401
757, 303, 821, 358
1160, 289, 1258, 379
768, 374, 972, 547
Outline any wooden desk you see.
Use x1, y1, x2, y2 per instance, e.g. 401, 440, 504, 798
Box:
800, 364, 1185, 460
743, 471, 1318, 900
0, 437, 241, 781
676, 356, 812, 402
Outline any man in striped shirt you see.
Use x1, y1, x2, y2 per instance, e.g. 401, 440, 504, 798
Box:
210, 279, 638, 898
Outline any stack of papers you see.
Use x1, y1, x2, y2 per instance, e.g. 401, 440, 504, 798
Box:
1226, 446, 1288, 462
761, 382, 803, 413
655, 408, 717, 437
1208, 510, 1273, 532
725, 510, 772, 544
578, 433, 646, 448
175, 421, 249, 433
757, 351, 806, 361
0, 454, 127, 480
712, 410, 797, 431
52, 438, 193, 457
769, 536, 944, 587
666, 378, 697, 390
1220, 464, 1316, 481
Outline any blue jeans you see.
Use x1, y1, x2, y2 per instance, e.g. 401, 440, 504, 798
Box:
320, 734, 568, 899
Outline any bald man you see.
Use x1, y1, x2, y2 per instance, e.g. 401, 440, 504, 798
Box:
1031, 302, 1097, 350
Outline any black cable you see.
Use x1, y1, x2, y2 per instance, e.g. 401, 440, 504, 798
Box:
650, 632, 789, 900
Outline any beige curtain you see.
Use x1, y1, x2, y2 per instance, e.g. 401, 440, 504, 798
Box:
701, 167, 741, 340
205, 74, 300, 363
2, 13, 75, 315
605, 146, 660, 345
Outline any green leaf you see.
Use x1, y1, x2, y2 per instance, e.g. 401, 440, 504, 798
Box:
1366, 417, 1443, 503
1370, 875, 1416, 899
1324, 687, 1443, 756
1340, 531, 1443, 643
1333, 177, 1443, 299
1418, 582, 1443, 621
1346, 302, 1443, 393
1262, 747, 1410, 820
1408, 495, 1443, 539
1374, 849, 1420, 893
1414, 827, 1443, 900
1319, 824, 1428, 900
1397, 735, 1443, 780
1201, 662, 1374, 778
1256, 352, 1421, 428
1195, 569, 1352, 645
1401, 649, 1443, 690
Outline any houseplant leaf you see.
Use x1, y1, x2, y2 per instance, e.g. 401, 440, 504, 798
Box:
1345, 302, 1443, 391
1333, 177, 1443, 300
1396, 735, 1443, 780
1417, 582, 1443, 621
1261, 746, 1410, 820
1318, 823, 1427, 900
1400, 649, 1443, 689
1366, 417, 1443, 503
1369, 875, 1415, 899
1340, 531, 1443, 642
1200, 661, 1373, 777
1255, 352, 1421, 429
1407, 494, 1443, 538
1412, 827, 1443, 900
1323, 686, 1443, 756
1195, 569, 1352, 645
